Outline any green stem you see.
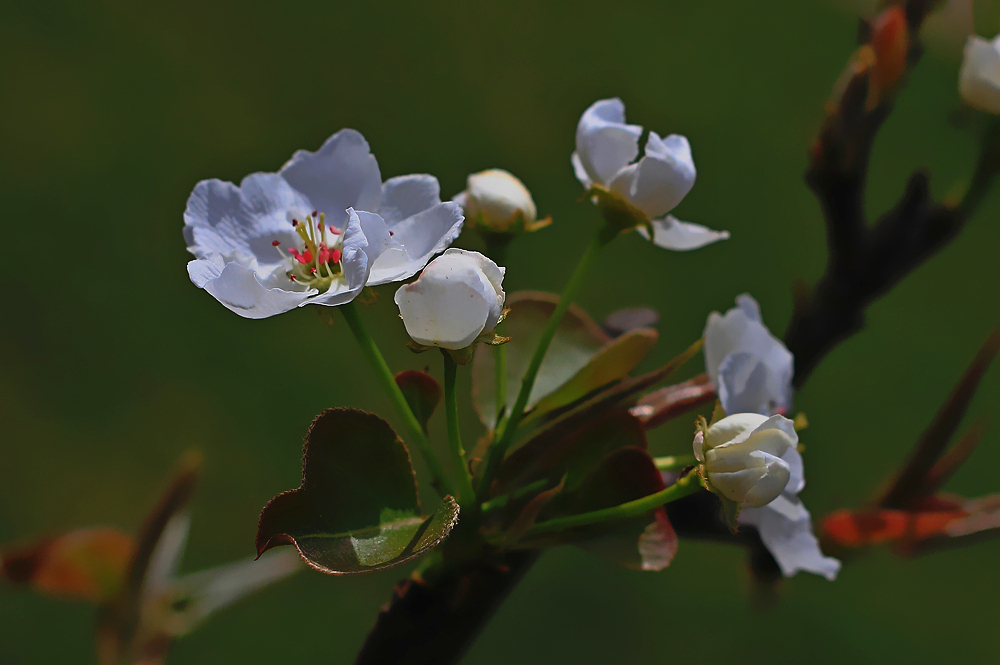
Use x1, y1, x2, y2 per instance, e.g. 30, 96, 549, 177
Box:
494, 345, 507, 429
524, 472, 703, 538
477, 224, 615, 501
479, 479, 550, 514
653, 454, 697, 472
443, 350, 475, 507
340, 301, 453, 497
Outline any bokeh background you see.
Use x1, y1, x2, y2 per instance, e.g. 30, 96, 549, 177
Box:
2, 0, 1000, 662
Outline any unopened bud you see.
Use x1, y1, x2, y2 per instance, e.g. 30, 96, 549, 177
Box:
456, 169, 544, 234
694, 413, 797, 508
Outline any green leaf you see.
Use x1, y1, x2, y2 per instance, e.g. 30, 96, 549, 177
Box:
499, 338, 703, 467
524, 447, 679, 571
528, 328, 659, 418
471, 292, 611, 427
498, 478, 566, 547
395, 370, 442, 434
255, 408, 459, 574
495, 410, 649, 497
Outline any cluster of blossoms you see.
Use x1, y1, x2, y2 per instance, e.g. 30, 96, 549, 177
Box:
184, 98, 839, 580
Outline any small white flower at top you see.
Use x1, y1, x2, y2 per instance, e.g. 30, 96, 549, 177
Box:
454, 169, 550, 236
572, 98, 728, 251
394, 249, 506, 353
183, 129, 464, 319
703, 294, 793, 417
959, 33, 1000, 114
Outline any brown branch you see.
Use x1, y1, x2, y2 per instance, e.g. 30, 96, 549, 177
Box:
356, 550, 537, 665
784, 0, 999, 387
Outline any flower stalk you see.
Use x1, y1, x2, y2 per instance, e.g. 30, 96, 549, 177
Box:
524, 471, 703, 538
340, 301, 453, 496
443, 350, 476, 507
477, 223, 616, 501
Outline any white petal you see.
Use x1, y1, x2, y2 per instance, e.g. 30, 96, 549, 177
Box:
571, 152, 593, 189
959, 35, 1000, 114
194, 259, 313, 319
735, 293, 761, 322
279, 129, 383, 229
717, 352, 771, 416
183, 174, 306, 266
393, 249, 504, 349
574, 98, 643, 187
704, 413, 769, 449
703, 295, 793, 415
609, 132, 696, 219
461, 249, 506, 328
395, 274, 491, 350
367, 202, 464, 286
780, 446, 805, 496
740, 496, 841, 580
707, 451, 790, 508
636, 215, 729, 251
310, 209, 392, 307
379, 174, 442, 225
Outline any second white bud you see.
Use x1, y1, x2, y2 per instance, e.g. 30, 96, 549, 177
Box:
456, 169, 538, 233
394, 248, 506, 350
694, 413, 797, 508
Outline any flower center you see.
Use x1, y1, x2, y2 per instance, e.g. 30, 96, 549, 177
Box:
273, 210, 344, 291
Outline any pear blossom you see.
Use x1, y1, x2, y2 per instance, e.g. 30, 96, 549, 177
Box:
454, 169, 547, 234
184, 129, 464, 319
695, 413, 840, 580
959, 33, 1000, 114
704, 294, 793, 416
571, 97, 728, 250
394, 249, 505, 350
695, 413, 796, 509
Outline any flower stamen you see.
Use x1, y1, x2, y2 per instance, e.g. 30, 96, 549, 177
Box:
276, 210, 346, 291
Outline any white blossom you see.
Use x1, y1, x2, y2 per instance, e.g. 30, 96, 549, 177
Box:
454, 169, 539, 233
959, 34, 1000, 114
695, 413, 840, 580
394, 249, 506, 350
571, 97, 728, 251
695, 414, 795, 509
184, 129, 464, 319
704, 294, 793, 416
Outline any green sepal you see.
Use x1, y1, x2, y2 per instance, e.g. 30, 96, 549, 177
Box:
695, 415, 741, 532
708, 400, 727, 426
585, 185, 649, 232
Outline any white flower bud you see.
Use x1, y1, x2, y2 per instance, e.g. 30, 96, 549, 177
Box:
456, 169, 538, 233
394, 249, 505, 350
694, 413, 797, 509
959, 34, 1000, 114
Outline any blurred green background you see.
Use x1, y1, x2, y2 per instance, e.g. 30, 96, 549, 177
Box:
2, 0, 999, 662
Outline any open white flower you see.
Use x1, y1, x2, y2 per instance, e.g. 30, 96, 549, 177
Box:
704, 294, 793, 416
959, 34, 1000, 114
184, 129, 464, 319
695, 413, 840, 580
394, 249, 505, 350
571, 97, 728, 251
454, 169, 545, 234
